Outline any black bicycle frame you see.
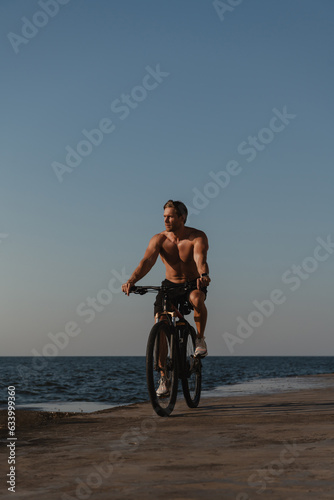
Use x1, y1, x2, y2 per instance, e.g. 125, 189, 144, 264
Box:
132, 284, 193, 377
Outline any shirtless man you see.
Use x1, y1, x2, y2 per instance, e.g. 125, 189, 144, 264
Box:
122, 200, 211, 362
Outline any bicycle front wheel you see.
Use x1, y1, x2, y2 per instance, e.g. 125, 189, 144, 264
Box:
181, 325, 202, 408
146, 322, 178, 417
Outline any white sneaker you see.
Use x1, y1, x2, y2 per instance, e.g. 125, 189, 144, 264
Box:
195, 336, 208, 357
156, 376, 170, 397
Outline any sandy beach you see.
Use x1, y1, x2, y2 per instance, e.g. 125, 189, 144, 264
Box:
1, 374, 334, 499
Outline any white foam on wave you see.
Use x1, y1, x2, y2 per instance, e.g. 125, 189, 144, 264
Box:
17, 401, 116, 413
202, 375, 334, 399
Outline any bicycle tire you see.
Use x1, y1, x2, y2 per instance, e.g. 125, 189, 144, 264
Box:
146, 322, 178, 417
181, 325, 202, 408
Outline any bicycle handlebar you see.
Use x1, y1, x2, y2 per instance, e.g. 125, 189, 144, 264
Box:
130, 282, 195, 295
130, 286, 159, 295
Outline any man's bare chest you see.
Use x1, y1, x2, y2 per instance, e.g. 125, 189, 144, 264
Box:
160, 239, 194, 264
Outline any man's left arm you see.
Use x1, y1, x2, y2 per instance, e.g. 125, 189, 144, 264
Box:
193, 233, 211, 289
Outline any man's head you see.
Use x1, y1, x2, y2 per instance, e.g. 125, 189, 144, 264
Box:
163, 200, 188, 232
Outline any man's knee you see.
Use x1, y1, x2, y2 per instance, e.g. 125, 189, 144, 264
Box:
189, 290, 205, 309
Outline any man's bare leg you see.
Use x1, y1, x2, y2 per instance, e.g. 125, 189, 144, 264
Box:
189, 290, 207, 338
156, 314, 168, 377
154, 317, 171, 395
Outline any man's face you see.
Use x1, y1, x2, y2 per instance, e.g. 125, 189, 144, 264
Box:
164, 207, 183, 232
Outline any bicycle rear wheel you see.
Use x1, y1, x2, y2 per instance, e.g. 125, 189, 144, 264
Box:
181, 325, 202, 408
146, 322, 178, 417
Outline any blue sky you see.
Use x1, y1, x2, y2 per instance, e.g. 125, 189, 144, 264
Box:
1, 0, 333, 356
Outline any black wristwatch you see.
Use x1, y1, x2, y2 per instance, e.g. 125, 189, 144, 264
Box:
201, 273, 209, 278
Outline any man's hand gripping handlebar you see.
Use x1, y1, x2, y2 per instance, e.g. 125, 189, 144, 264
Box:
122, 281, 136, 296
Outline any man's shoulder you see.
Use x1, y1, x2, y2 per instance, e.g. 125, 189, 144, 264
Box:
150, 232, 168, 244
185, 226, 208, 241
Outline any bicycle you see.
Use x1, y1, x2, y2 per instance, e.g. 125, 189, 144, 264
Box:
129, 283, 202, 417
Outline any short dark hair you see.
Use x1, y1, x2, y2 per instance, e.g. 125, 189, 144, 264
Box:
163, 200, 188, 223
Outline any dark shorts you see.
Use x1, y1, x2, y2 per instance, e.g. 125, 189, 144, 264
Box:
154, 279, 207, 316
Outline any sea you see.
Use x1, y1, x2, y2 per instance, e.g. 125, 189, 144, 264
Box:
0, 356, 333, 413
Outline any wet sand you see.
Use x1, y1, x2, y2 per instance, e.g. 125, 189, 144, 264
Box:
1, 374, 334, 499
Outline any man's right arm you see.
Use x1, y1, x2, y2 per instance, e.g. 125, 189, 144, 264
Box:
122, 234, 162, 295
